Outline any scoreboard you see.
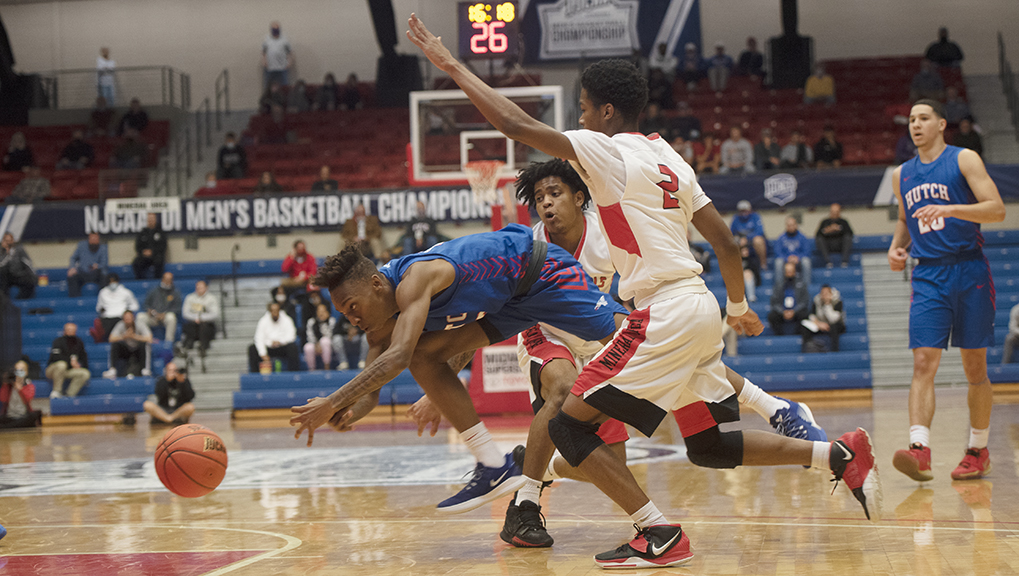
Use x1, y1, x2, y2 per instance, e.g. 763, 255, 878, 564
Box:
457, 2, 519, 60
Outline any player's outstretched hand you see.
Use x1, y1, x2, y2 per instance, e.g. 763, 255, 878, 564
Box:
291, 396, 344, 447
727, 308, 764, 337
407, 13, 457, 73
406, 395, 442, 437
888, 247, 908, 272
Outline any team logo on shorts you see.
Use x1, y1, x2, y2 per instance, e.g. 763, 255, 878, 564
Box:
595, 295, 608, 310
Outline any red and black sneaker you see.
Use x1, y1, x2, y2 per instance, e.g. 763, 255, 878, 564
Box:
951, 447, 991, 480
893, 443, 934, 482
500, 500, 554, 547
594, 524, 692, 569
830, 428, 882, 520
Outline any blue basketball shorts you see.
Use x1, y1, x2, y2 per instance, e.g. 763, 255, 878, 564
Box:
909, 257, 995, 349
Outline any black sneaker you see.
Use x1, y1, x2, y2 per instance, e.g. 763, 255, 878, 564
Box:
121, 414, 137, 426
500, 500, 554, 547
594, 524, 692, 569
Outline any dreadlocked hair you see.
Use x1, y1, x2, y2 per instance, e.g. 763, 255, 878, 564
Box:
314, 245, 377, 292
514, 159, 590, 209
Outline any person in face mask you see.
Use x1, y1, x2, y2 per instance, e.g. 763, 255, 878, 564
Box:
138, 271, 182, 342
95, 273, 139, 341
1, 361, 42, 429
68, 232, 108, 297
261, 20, 293, 89
46, 323, 92, 398
216, 132, 247, 180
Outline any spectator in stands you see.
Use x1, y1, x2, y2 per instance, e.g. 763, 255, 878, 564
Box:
925, 27, 964, 68
814, 125, 843, 168
768, 261, 810, 336
943, 86, 971, 126
216, 132, 247, 179
262, 20, 293, 87
138, 271, 181, 342
316, 73, 339, 111
336, 314, 366, 370
671, 134, 695, 166
3, 132, 34, 172
46, 322, 90, 398
117, 98, 149, 135
895, 128, 918, 164
815, 203, 854, 268
96, 46, 116, 105
909, 59, 945, 101
248, 301, 299, 372
110, 128, 147, 169
68, 232, 108, 297
104, 310, 152, 378
341, 73, 362, 110
281, 240, 317, 292
952, 116, 983, 156
179, 280, 218, 356
687, 229, 711, 273
341, 204, 383, 261
299, 289, 331, 332
693, 131, 721, 174
89, 96, 115, 136
753, 128, 782, 171
738, 234, 761, 302
672, 101, 701, 141
706, 42, 733, 93
720, 126, 755, 174
0, 363, 42, 429
9, 167, 50, 203
1003, 302, 1019, 364
259, 81, 288, 114
648, 43, 678, 82
773, 215, 813, 286
57, 130, 95, 170
803, 64, 836, 106
731, 200, 767, 265
639, 103, 671, 139
270, 284, 299, 324
144, 361, 195, 425
735, 37, 764, 78
401, 200, 439, 256
804, 284, 845, 352
259, 104, 292, 144
629, 48, 649, 80
780, 129, 814, 168
255, 171, 284, 193
679, 43, 704, 90
646, 69, 674, 110
303, 303, 337, 371
288, 79, 311, 113
310, 165, 338, 192
95, 272, 138, 339
200, 172, 223, 194
0, 233, 36, 299
133, 212, 167, 279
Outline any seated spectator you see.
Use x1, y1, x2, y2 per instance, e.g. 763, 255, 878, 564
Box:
943, 86, 971, 126
303, 303, 337, 371
767, 261, 809, 336
133, 212, 167, 279
336, 314, 366, 370
815, 203, 854, 268
895, 128, 918, 164
88, 96, 115, 136
814, 125, 843, 168
110, 128, 147, 169
647, 42, 678, 82
693, 132, 721, 174
95, 273, 139, 340
0, 233, 36, 299
803, 64, 835, 106
679, 43, 704, 90
687, 230, 711, 273
0, 362, 42, 429
672, 101, 702, 141
310, 165, 338, 192
341, 204, 383, 260
200, 171, 223, 194
401, 200, 439, 256
720, 126, 755, 174
753, 128, 782, 171
315, 73, 339, 111
138, 271, 181, 341
737, 234, 761, 302
270, 284, 299, 324
773, 215, 813, 286
646, 69, 674, 109
104, 310, 153, 378
780, 130, 814, 168
117, 98, 149, 135
735, 37, 764, 78
179, 280, 218, 356
255, 171, 284, 194
248, 302, 299, 372
216, 132, 247, 179
909, 59, 944, 102
639, 102, 671, 138
56, 130, 95, 170
1003, 302, 1019, 364
288, 79, 311, 113
952, 117, 983, 156
671, 134, 695, 166
143, 361, 195, 425
259, 81, 287, 115
45, 322, 91, 398
68, 232, 108, 297
258, 104, 292, 144
705, 43, 733, 92
9, 167, 50, 203
281, 240, 317, 292
341, 73, 362, 110
3, 132, 34, 172
299, 289, 331, 333
803, 284, 845, 352
730, 200, 767, 265
925, 27, 964, 68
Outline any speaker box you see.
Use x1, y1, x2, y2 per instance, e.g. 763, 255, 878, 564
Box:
769, 35, 813, 90
375, 54, 423, 108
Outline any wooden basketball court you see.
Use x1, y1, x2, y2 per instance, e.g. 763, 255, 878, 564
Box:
2, 386, 1018, 575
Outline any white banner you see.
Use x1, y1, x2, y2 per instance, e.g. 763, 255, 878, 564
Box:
481, 345, 530, 394
537, 0, 640, 60
104, 197, 181, 215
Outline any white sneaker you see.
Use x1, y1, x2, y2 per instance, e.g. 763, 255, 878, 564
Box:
358, 360, 365, 368
338, 361, 349, 370
126, 373, 135, 380
102, 368, 117, 379
49, 390, 62, 399
141, 368, 152, 377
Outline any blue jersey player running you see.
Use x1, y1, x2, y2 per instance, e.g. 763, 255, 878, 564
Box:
888, 99, 1005, 482
290, 224, 629, 512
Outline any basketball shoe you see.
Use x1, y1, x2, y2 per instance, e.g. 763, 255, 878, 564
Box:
436, 451, 525, 514
594, 524, 692, 569
501, 500, 554, 547
0, 523, 6, 541
770, 398, 827, 442
893, 443, 934, 482
951, 447, 991, 480
830, 428, 882, 520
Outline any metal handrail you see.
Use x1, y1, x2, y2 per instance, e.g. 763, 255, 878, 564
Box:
195, 97, 212, 162
999, 32, 1019, 143
214, 69, 231, 131
39, 65, 191, 111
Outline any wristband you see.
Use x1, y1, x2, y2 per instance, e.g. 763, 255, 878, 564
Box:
726, 298, 749, 317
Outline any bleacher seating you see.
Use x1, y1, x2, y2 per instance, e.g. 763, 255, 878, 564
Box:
232, 370, 424, 411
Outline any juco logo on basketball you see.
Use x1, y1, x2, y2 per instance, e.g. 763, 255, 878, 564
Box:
154, 424, 229, 498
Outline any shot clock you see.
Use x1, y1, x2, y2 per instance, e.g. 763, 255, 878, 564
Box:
458, 2, 519, 59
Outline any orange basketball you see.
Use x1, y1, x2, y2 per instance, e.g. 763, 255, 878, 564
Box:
154, 424, 228, 498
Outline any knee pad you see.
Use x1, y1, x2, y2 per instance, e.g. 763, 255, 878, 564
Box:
684, 428, 743, 469
548, 411, 604, 468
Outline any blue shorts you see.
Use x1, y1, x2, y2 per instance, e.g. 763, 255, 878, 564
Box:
909, 257, 995, 349
481, 243, 626, 343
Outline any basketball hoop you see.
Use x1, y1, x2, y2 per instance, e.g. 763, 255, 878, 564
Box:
465, 160, 505, 205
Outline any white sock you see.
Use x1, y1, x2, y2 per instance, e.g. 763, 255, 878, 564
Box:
545, 453, 564, 481
459, 422, 505, 468
737, 378, 789, 420
631, 501, 668, 529
968, 427, 989, 450
909, 425, 931, 448
811, 441, 832, 471
515, 476, 543, 505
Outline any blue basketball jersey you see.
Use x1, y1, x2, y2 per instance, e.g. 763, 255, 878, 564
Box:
899, 145, 983, 259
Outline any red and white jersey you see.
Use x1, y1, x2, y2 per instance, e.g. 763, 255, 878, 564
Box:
564, 130, 710, 307
532, 210, 614, 294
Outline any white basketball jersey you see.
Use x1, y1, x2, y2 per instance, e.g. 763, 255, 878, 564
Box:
532, 210, 614, 294
564, 130, 709, 306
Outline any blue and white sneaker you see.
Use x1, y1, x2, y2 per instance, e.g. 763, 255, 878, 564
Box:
770, 398, 827, 442
437, 452, 525, 514
0, 523, 6, 541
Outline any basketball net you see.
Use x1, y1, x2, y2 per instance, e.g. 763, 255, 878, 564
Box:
465, 160, 505, 205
